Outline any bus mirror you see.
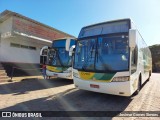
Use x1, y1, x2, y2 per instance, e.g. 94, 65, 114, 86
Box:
40, 46, 48, 55
129, 29, 136, 49
69, 45, 75, 56
66, 38, 71, 51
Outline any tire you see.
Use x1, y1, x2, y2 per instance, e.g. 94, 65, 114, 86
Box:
147, 76, 150, 81
147, 71, 151, 81
135, 76, 141, 95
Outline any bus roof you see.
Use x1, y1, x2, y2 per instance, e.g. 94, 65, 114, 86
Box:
78, 18, 132, 38
80, 18, 149, 47
82, 18, 132, 29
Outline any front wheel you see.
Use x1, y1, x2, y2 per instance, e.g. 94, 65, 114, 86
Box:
134, 77, 141, 95
147, 71, 152, 81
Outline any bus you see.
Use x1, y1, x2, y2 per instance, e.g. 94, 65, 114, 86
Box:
71, 19, 152, 96
40, 37, 76, 79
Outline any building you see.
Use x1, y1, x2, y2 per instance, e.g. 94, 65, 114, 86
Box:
0, 10, 75, 78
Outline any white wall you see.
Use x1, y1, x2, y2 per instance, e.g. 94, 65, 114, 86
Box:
0, 35, 51, 63
0, 17, 13, 34
0, 17, 13, 61
0, 16, 52, 63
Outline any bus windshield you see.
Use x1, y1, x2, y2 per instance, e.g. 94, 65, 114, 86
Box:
74, 35, 129, 72
48, 40, 72, 67
48, 48, 72, 67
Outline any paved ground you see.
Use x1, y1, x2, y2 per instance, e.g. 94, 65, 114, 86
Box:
0, 73, 160, 120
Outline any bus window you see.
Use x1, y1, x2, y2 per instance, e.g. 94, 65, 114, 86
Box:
131, 45, 138, 74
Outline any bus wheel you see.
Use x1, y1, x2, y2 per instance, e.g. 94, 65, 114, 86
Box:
135, 76, 141, 95
147, 71, 151, 81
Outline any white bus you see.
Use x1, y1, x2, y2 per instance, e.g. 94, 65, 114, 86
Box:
72, 19, 152, 96
40, 37, 76, 79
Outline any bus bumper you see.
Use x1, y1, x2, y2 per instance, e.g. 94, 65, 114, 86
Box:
73, 77, 132, 96
46, 70, 72, 79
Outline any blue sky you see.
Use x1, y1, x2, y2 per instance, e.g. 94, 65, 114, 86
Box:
1, 0, 160, 46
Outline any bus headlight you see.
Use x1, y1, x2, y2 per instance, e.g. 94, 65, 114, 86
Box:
112, 76, 129, 82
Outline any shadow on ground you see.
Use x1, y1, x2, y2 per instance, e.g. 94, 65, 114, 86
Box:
0, 78, 73, 95
0, 74, 157, 119
0, 87, 133, 119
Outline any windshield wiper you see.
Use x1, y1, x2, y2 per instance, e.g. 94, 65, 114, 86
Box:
95, 46, 112, 71
81, 58, 89, 70
48, 49, 56, 65
82, 44, 95, 70
56, 49, 65, 67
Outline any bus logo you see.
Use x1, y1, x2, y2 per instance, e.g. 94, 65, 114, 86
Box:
79, 71, 95, 80
80, 72, 91, 76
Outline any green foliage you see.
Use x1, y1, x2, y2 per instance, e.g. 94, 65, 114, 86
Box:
149, 44, 160, 72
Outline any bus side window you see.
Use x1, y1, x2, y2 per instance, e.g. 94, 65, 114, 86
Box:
131, 45, 138, 65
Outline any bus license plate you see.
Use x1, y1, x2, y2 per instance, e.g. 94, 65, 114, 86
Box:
90, 84, 99, 89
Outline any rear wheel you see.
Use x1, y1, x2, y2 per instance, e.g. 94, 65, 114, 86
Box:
147, 71, 151, 81
135, 75, 141, 95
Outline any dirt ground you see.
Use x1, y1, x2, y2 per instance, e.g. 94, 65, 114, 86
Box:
0, 73, 160, 120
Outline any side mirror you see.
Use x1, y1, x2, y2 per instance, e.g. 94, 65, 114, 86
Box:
129, 29, 136, 49
69, 45, 75, 56
66, 38, 71, 51
40, 46, 48, 55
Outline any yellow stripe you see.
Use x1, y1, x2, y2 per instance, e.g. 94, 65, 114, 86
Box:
46, 66, 62, 72
79, 71, 95, 80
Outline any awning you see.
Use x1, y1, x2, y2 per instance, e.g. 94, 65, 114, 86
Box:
13, 31, 52, 43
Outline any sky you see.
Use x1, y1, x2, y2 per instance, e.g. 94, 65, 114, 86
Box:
0, 0, 160, 46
